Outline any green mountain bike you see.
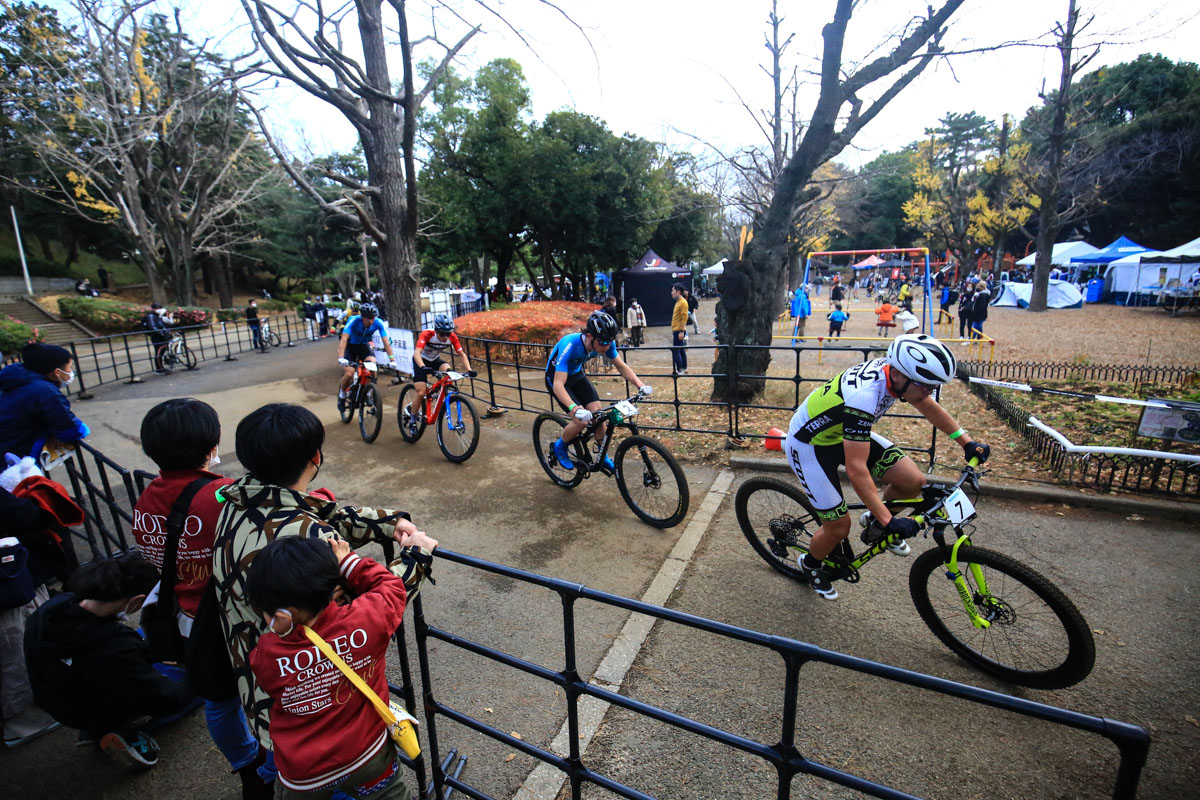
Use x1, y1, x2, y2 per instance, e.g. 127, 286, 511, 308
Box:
736, 460, 1095, 690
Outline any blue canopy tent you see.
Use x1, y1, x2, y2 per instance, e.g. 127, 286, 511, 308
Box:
1069, 237, 1153, 302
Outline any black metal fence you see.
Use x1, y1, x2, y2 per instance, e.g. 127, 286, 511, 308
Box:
961, 360, 1200, 388
962, 365, 1200, 497
50, 443, 1149, 800
64, 315, 316, 399
458, 336, 941, 466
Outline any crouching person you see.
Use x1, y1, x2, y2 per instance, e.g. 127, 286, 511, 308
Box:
246, 534, 433, 798
212, 403, 436, 787
23, 553, 200, 769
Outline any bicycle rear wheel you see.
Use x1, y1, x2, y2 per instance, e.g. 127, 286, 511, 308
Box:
436, 393, 479, 462
358, 384, 382, 443
179, 345, 197, 370
734, 477, 818, 583
267, 331, 281, 347
909, 545, 1095, 689
532, 413, 585, 488
396, 384, 426, 443
613, 435, 689, 528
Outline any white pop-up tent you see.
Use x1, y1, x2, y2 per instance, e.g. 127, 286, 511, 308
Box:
702, 258, 727, 275
1142, 235, 1200, 265
1100, 251, 1195, 305
1016, 241, 1100, 268
991, 279, 1083, 309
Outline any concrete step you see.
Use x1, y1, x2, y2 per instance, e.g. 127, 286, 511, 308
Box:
0, 298, 95, 342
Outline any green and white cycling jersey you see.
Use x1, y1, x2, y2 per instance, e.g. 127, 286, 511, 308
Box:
787, 358, 897, 446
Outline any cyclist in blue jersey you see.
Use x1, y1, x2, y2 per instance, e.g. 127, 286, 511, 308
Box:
545, 311, 652, 471
336, 303, 395, 412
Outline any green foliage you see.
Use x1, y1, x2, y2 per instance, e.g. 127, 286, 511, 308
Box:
0, 315, 42, 355
216, 307, 242, 322
831, 150, 920, 250
58, 296, 211, 334
0, 252, 69, 277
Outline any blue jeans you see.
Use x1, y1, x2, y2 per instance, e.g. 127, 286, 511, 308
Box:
672, 331, 688, 372
249, 322, 262, 349
205, 696, 260, 771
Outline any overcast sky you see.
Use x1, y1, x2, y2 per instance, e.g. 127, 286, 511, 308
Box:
53, 0, 1200, 170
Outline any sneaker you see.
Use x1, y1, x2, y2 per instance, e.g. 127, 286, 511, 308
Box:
3, 720, 60, 748
337, 397, 346, 413
100, 731, 160, 769
408, 415, 419, 435
76, 730, 99, 748
886, 540, 912, 557
799, 555, 838, 601
552, 438, 575, 471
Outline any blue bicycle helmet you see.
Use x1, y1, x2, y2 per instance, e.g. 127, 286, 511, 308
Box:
433, 313, 455, 333
359, 302, 378, 317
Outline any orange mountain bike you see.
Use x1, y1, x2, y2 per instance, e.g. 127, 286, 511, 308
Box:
397, 370, 480, 462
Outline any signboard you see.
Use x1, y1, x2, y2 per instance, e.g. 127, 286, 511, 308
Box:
379, 326, 414, 376
1137, 398, 1200, 443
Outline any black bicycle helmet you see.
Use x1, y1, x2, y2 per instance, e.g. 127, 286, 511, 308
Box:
433, 313, 455, 333
586, 310, 618, 341
359, 302, 378, 317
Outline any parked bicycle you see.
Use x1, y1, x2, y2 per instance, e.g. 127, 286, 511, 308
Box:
397, 370, 480, 463
154, 331, 197, 373
339, 360, 384, 443
533, 394, 689, 528
735, 458, 1095, 690
259, 317, 281, 350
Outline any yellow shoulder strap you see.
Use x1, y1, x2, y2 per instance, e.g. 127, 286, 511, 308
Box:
301, 625, 396, 727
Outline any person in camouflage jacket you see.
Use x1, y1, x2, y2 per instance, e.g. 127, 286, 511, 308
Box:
211, 404, 435, 753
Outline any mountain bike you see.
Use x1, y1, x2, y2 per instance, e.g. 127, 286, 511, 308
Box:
735, 459, 1095, 689
533, 394, 689, 529
397, 371, 480, 463
155, 332, 197, 373
339, 360, 383, 443
260, 317, 281, 348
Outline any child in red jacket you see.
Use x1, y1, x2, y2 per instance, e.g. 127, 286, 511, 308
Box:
245, 534, 434, 800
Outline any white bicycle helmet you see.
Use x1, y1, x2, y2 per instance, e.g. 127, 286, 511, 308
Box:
886, 334, 957, 385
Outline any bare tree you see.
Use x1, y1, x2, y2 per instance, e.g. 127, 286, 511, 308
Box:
16, 1, 267, 305
241, 0, 477, 328
712, 0, 965, 400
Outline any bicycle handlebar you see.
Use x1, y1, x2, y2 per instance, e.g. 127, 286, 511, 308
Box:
911, 457, 982, 527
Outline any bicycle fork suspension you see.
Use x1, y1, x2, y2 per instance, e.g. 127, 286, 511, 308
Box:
940, 533, 993, 630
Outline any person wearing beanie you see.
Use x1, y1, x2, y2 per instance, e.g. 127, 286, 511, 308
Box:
0, 343, 89, 460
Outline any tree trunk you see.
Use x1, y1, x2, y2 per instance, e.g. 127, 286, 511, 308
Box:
212, 252, 233, 309
540, 243, 559, 299
37, 234, 52, 261
787, 248, 802, 292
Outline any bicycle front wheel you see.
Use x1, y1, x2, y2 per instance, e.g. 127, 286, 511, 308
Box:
359, 384, 382, 443
396, 384, 426, 443
909, 545, 1095, 689
268, 331, 281, 347
614, 435, 689, 528
339, 389, 354, 423
532, 413, 584, 488
436, 393, 480, 462
734, 477, 818, 583
179, 345, 197, 370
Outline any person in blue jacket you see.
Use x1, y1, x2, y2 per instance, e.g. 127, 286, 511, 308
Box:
0, 343, 89, 460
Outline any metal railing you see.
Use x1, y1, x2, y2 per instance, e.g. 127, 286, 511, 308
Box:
64, 315, 317, 399
457, 336, 940, 466
411, 548, 1149, 800
960, 360, 1199, 389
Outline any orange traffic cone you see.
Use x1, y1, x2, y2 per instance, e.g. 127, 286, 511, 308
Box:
765, 427, 786, 451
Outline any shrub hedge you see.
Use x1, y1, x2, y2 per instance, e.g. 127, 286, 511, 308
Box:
0, 315, 43, 356
455, 301, 597, 345
58, 296, 213, 334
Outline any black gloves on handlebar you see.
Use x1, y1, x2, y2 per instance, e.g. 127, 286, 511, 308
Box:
885, 516, 921, 540
466, 370, 478, 378
963, 441, 990, 464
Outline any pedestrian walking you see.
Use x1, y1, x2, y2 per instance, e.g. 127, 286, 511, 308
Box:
670, 283, 688, 374
625, 298, 646, 347
685, 288, 700, 334
957, 284, 975, 341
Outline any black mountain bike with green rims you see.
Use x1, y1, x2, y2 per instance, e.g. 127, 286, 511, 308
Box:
735, 460, 1095, 690
533, 394, 689, 528
339, 360, 383, 443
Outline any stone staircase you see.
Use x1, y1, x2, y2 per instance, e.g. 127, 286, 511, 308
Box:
0, 296, 95, 345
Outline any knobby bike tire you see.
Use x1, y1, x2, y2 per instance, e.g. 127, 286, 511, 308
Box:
613, 435, 689, 528
734, 477, 819, 583
436, 393, 480, 463
532, 413, 585, 489
180, 345, 197, 370
359, 384, 382, 443
339, 387, 355, 423
908, 545, 1095, 689
396, 384, 426, 443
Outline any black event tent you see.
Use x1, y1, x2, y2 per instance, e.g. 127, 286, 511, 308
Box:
614, 249, 693, 327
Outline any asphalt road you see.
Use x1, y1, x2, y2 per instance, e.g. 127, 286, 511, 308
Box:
2, 337, 1196, 800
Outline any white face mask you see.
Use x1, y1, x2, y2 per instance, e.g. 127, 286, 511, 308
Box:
56, 368, 75, 385
209, 450, 221, 466
264, 608, 294, 637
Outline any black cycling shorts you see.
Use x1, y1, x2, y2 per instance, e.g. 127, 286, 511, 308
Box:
783, 431, 907, 522
344, 342, 373, 362
414, 359, 449, 384
545, 371, 598, 413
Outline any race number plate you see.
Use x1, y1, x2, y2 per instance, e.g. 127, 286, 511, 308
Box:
363, 361, 378, 372
943, 488, 976, 524
615, 400, 639, 417
446, 371, 464, 380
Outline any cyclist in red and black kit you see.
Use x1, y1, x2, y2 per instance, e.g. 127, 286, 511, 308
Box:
405, 314, 476, 434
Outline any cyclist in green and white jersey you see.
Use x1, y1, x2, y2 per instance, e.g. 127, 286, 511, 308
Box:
783, 334, 989, 600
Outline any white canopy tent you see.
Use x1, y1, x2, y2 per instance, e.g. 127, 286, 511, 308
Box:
1016, 241, 1099, 268
1101, 252, 1193, 305
1142, 235, 1200, 264
702, 258, 727, 275
991, 280, 1083, 309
